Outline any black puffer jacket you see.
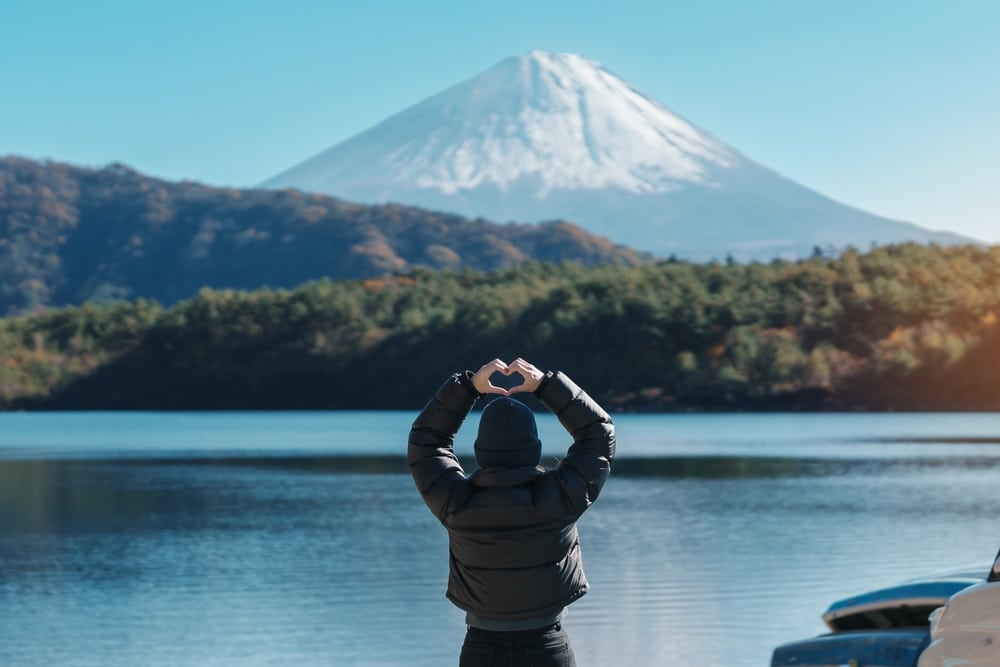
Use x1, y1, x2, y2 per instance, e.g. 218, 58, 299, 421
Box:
408, 370, 615, 621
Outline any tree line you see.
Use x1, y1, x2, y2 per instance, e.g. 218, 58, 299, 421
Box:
2, 242, 999, 411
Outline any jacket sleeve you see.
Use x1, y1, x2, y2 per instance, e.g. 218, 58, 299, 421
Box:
408, 371, 479, 523
537, 371, 615, 517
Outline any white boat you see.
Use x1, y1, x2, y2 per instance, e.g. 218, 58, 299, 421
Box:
918, 548, 1000, 667
772, 566, 988, 667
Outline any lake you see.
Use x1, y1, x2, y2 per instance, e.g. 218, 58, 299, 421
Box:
1, 411, 999, 666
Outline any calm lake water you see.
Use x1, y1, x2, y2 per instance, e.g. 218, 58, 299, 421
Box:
1, 411, 999, 666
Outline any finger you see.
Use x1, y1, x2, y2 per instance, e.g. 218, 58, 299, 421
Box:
505, 358, 527, 374
480, 359, 503, 373
509, 358, 537, 376
485, 383, 509, 396
476, 361, 505, 382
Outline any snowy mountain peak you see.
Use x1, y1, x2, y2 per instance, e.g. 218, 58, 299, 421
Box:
266, 51, 737, 198
263, 51, 971, 260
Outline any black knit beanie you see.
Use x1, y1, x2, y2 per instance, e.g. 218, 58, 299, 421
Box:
474, 397, 542, 468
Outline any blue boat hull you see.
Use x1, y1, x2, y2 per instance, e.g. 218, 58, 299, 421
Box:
771, 628, 930, 667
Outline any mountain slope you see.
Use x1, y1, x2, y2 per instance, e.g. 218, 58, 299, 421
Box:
0, 156, 648, 312
263, 50, 973, 259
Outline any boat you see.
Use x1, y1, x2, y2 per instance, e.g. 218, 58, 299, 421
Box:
771, 565, 988, 667
918, 548, 1000, 667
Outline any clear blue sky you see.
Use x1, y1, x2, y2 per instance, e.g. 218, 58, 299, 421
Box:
2, 0, 997, 242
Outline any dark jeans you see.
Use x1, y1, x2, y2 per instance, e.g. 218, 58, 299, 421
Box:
459, 622, 576, 667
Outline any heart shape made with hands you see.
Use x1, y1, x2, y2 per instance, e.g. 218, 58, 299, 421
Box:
473, 358, 542, 396
489, 369, 525, 392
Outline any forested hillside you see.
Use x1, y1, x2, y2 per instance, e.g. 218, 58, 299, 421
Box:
2, 243, 999, 411
0, 156, 647, 313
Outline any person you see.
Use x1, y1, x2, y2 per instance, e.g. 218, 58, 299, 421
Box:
408, 357, 615, 667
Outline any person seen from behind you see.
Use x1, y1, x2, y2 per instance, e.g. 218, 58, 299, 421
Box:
408, 358, 615, 667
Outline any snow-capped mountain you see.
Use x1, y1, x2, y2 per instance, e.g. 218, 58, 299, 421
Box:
263, 50, 973, 259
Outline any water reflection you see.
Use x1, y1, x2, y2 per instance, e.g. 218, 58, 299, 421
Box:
2, 433, 999, 666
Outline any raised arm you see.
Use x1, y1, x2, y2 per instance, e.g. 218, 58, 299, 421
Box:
408, 360, 508, 521
508, 358, 616, 517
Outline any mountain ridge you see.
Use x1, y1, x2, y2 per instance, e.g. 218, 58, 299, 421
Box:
0, 155, 648, 313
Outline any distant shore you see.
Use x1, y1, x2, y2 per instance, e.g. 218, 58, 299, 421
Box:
4, 244, 1000, 414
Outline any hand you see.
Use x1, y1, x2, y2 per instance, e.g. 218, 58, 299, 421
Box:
471, 359, 511, 396
504, 358, 545, 394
